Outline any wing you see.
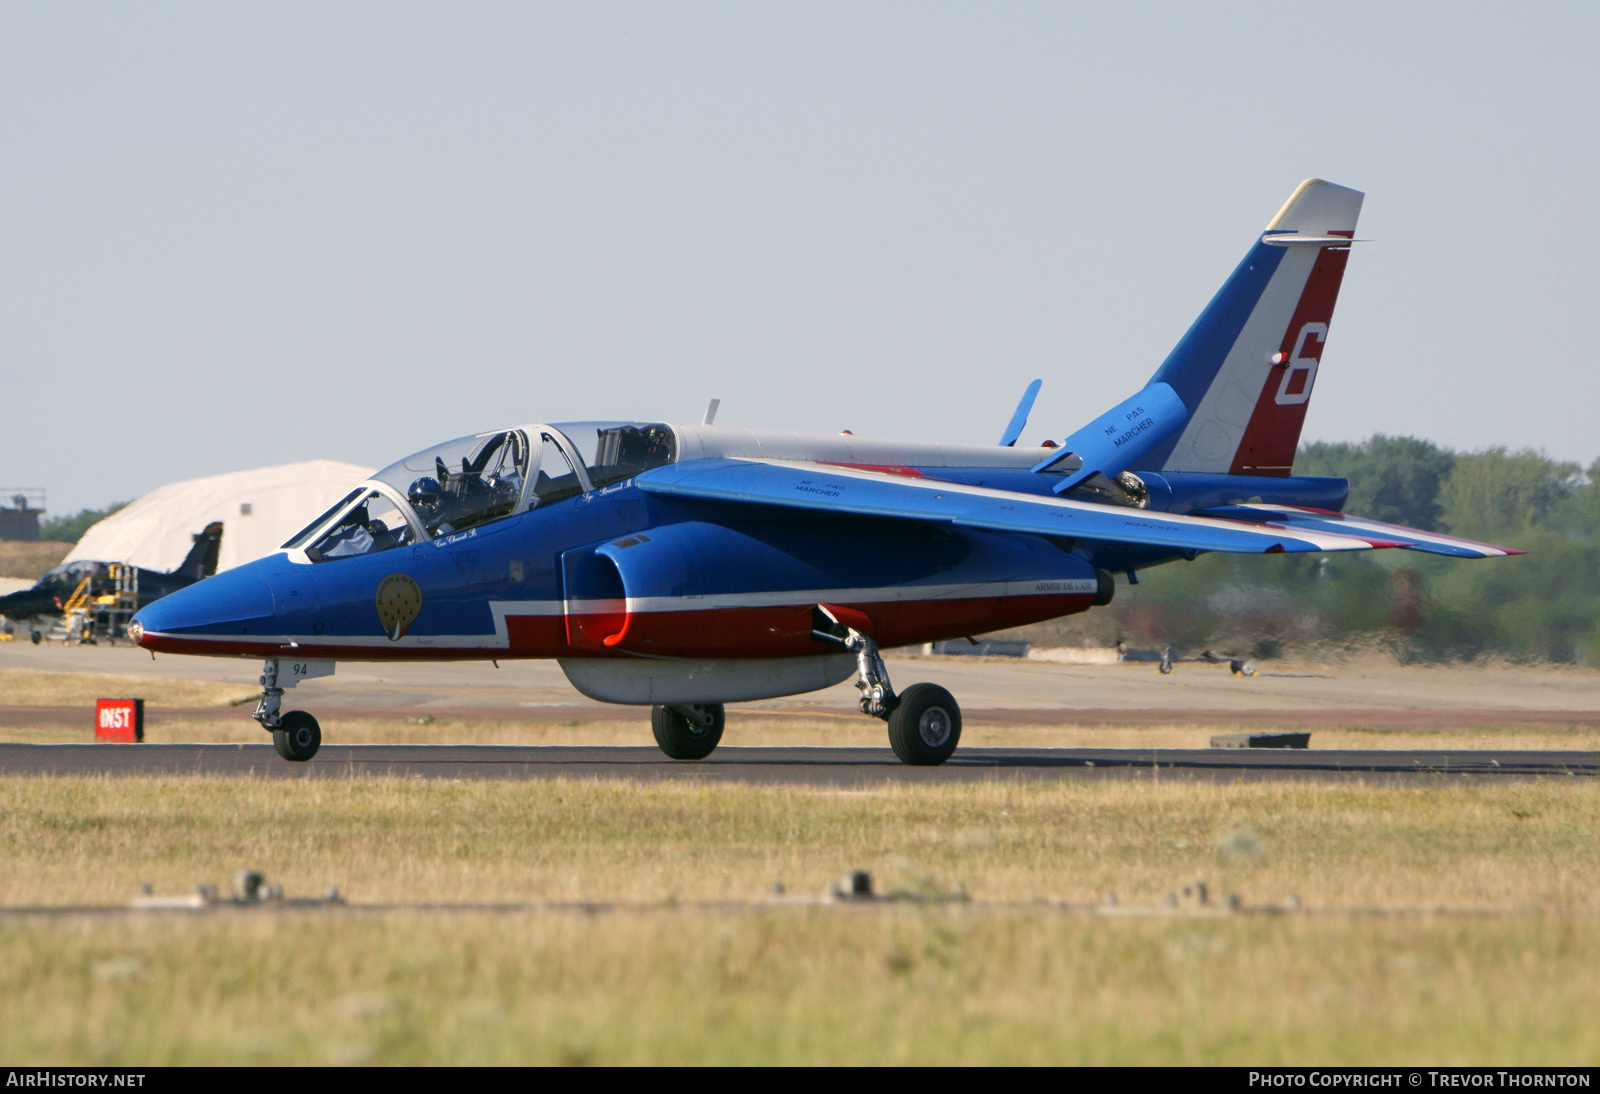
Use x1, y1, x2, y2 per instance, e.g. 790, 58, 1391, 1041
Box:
634, 458, 1403, 556
1192, 505, 1522, 558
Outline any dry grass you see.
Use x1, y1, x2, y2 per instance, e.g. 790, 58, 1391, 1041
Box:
0, 775, 1597, 1064
2, 910, 1597, 1065
0, 541, 70, 581
0, 670, 251, 708
0, 775, 1595, 910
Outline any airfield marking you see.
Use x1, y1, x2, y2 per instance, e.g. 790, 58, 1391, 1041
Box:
0, 743, 1593, 784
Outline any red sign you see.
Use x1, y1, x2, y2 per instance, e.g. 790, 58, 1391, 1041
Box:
95, 699, 144, 743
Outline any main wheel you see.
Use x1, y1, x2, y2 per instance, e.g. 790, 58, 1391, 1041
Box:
273, 710, 321, 762
651, 703, 725, 760
887, 683, 961, 765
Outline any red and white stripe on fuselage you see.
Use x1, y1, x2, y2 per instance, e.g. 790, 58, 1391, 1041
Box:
136, 578, 1097, 662
557, 579, 1097, 659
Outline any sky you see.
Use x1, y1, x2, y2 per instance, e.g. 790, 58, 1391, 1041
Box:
3, 2, 1598, 514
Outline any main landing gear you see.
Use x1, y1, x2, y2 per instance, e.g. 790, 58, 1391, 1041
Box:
651, 703, 725, 760
254, 659, 322, 762
646, 617, 962, 765
839, 624, 962, 766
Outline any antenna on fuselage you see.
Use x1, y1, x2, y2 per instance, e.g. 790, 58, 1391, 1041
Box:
702, 398, 721, 426
999, 379, 1042, 447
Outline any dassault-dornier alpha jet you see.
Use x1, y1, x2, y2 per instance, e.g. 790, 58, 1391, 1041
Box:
2, 523, 223, 639
131, 179, 1520, 764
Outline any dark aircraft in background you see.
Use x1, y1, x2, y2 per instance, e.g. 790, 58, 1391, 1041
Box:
0, 523, 224, 638
133, 180, 1520, 765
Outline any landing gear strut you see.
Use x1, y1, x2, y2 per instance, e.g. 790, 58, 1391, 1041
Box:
253, 658, 322, 762
652, 703, 725, 760
814, 606, 963, 766
843, 628, 897, 719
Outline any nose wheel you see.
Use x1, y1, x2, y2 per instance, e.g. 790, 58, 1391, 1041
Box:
273, 711, 322, 762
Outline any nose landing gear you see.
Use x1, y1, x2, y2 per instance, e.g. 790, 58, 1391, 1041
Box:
253, 658, 327, 762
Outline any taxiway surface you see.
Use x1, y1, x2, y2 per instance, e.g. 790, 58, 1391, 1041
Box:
1, 743, 1593, 785
10, 642, 1600, 716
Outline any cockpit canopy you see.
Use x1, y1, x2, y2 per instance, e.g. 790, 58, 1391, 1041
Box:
374, 429, 530, 539
281, 422, 676, 562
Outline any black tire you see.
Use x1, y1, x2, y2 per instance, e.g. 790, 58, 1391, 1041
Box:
273, 711, 321, 762
886, 683, 961, 765
651, 704, 725, 760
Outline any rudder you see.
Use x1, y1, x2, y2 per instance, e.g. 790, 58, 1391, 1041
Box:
175, 521, 224, 580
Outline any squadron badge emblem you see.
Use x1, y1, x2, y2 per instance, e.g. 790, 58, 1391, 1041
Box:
375, 573, 423, 641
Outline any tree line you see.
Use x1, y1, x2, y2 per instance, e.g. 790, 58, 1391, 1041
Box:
1110, 436, 1599, 662
39, 503, 126, 543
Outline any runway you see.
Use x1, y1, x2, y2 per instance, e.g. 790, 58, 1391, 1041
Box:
1, 743, 1594, 785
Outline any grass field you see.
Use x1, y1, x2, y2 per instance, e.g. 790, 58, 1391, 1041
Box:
0, 774, 1597, 1063
3, 909, 1596, 1065
0, 669, 252, 708
4, 776, 1595, 908
0, 541, 70, 582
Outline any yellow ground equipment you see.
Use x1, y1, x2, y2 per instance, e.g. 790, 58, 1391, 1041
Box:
44, 564, 139, 644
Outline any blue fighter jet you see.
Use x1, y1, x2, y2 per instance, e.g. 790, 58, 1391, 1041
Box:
131, 179, 1519, 765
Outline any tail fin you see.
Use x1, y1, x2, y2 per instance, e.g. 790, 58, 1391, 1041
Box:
173, 521, 224, 580
1134, 179, 1364, 476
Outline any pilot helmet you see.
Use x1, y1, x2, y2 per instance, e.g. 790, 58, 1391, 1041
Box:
408, 477, 443, 511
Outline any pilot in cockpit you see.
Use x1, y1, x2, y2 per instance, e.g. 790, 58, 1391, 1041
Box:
408, 477, 452, 536
409, 450, 523, 538
317, 504, 378, 559
313, 501, 411, 559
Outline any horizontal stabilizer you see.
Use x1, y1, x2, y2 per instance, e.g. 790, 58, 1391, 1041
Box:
1192, 505, 1523, 559
637, 458, 1402, 557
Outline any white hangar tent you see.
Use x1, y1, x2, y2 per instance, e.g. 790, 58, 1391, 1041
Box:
64, 460, 374, 575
